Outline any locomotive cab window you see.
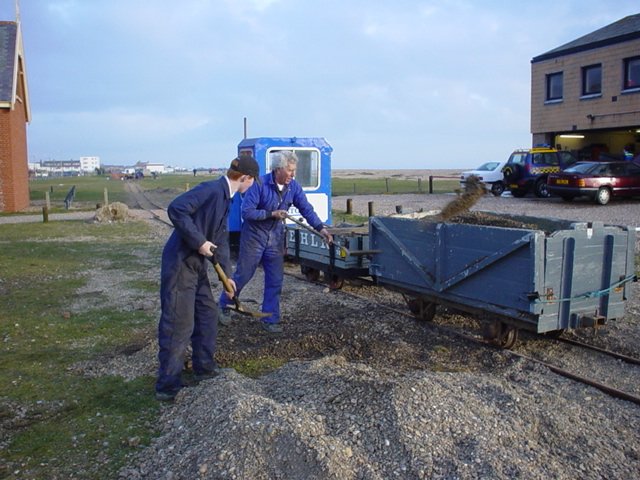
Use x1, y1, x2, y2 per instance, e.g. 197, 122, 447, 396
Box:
268, 148, 320, 189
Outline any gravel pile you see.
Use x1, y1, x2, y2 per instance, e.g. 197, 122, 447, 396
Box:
120, 355, 640, 480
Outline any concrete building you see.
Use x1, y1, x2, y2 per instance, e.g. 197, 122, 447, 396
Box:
0, 18, 30, 212
531, 13, 640, 161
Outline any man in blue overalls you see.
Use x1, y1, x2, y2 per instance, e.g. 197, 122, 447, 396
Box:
219, 151, 332, 333
155, 156, 259, 402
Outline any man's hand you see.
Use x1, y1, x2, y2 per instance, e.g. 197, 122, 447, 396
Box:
199, 241, 216, 257
319, 228, 333, 245
224, 278, 237, 299
271, 210, 288, 220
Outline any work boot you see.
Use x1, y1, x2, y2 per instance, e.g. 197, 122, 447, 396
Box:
218, 307, 233, 326
261, 322, 283, 333
194, 367, 231, 383
155, 391, 177, 402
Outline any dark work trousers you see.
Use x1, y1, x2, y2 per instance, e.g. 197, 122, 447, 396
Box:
219, 225, 285, 325
156, 252, 219, 395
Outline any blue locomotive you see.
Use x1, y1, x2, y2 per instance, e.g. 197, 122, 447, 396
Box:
228, 136, 333, 246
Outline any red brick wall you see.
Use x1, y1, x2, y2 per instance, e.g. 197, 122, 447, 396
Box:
0, 97, 29, 212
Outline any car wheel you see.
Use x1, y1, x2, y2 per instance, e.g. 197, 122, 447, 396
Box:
595, 187, 611, 205
560, 195, 575, 202
491, 181, 505, 196
534, 178, 551, 198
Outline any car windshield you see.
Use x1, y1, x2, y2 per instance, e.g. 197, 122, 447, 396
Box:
475, 162, 500, 171
564, 163, 611, 175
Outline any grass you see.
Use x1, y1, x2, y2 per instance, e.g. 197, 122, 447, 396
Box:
0, 220, 163, 479
231, 357, 288, 378
23, 173, 459, 216
23, 174, 218, 214
331, 210, 369, 225
28, 176, 129, 210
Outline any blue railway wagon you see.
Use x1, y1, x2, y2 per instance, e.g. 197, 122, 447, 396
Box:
229, 137, 333, 245
368, 214, 636, 347
286, 224, 371, 289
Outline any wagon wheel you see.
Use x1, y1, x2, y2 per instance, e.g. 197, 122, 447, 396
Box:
497, 324, 519, 349
301, 265, 320, 282
328, 274, 344, 290
483, 321, 519, 349
406, 297, 437, 322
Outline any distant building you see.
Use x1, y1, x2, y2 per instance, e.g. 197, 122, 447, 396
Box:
0, 18, 31, 212
40, 160, 81, 176
80, 156, 100, 172
135, 161, 166, 174
531, 14, 640, 160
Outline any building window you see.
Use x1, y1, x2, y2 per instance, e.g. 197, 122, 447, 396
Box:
581, 64, 602, 96
546, 72, 563, 102
623, 56, 640, 90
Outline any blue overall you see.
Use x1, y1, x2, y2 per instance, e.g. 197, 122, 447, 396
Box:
156, 177, 232, 396
220, 172, 324, 324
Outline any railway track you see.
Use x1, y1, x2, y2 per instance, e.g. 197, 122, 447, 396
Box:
123, 182, 173, 227
127, 186, 640, 407
286, 269, 640, 407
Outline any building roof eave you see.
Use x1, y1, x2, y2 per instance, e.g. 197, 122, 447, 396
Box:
532, 13, 640, 64
14, 22, 30, 122
532, 31, 640, 63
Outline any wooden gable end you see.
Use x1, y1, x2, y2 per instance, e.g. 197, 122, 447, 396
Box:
0, 21, 30, 122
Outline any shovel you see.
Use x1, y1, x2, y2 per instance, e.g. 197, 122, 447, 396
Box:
210, 248, 271, 319
285, 213, 331, 241
284, 213, 354, 258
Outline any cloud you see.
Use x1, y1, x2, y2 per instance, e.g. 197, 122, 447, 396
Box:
31, 108, 211, 149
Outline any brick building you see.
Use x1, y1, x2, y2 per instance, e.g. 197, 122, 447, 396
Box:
0, 19, 30, 212
531, 14, 640, 161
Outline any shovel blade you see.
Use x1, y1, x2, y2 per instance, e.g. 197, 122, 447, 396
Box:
231, 305, 272, 319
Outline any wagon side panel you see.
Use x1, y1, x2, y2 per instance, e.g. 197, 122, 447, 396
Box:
368, 217, 542, 324
540, 225, 633, 331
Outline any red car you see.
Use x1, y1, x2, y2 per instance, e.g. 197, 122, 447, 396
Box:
547, 161, 640, 205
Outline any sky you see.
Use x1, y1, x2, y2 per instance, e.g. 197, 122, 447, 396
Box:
2, 1, 639, 170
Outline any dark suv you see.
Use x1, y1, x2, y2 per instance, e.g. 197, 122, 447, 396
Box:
502, 147, 578, 198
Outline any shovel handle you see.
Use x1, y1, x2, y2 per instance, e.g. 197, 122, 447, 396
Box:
208, 247, 271, 318
213, 262, 235, 295
209, 247, 235, 295
285, 214, 331, 243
